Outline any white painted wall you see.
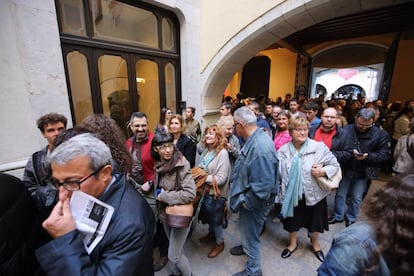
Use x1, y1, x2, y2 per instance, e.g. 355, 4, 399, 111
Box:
0, 0, 72, 176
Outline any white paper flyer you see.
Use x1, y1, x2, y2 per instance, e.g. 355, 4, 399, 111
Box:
70, 191, 114, 254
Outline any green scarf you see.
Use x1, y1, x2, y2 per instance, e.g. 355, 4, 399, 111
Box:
281, 140, 308, 218
198, 148, 216, 169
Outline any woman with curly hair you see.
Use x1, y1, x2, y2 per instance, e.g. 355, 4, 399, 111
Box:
197, 124, 231, 258
318, 174, 414, 275
80, 114, 133, 174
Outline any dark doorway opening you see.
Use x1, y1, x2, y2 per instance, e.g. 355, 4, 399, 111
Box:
240, 56, 271, 101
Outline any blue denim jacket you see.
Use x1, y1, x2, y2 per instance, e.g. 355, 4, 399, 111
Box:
229, 128, 278, 212
318, 222, 390, 276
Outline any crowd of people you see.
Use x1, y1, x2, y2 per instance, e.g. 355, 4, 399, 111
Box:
1, 91, 414, 275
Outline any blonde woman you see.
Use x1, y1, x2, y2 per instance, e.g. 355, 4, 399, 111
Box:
168, 114, 196, 167
278, 116, 340, 262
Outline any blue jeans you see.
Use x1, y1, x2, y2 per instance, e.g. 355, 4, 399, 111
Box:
333, 175, 368, 222
239, 205, 269, 275
208, 224, 224, 244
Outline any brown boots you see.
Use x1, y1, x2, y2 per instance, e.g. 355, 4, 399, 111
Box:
208, 242, 224, 258
200, 231, 224, 258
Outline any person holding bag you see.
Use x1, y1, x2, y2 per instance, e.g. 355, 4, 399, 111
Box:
197, 124, 231, 258
278, 116, 340, 262
151, 130, 196, 276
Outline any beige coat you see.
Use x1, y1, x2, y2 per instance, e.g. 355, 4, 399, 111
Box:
156, 156, 196, 220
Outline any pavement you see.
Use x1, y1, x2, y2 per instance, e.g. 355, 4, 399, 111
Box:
155, 173, 392, 276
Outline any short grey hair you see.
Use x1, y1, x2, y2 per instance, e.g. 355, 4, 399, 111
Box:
234, 106, 257, 126
48, 133, 112, 171
356, 108, 375, 121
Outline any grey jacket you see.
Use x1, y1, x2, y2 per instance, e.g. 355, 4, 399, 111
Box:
278, 138, 340, 206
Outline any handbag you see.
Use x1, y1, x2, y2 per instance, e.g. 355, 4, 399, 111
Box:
199, 176, 227, 226
163, 170, 194, 228
316, 166, 342, 191
165, 203, 194, 228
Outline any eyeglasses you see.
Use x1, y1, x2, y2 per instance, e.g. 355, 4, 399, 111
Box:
132, 124, 147, 129
52, 166, 104, 191
321, 115, 337, 120
233, 121, 242, 128
156, 143, 174, 151
293, 128, 309, 133
356, 122, 372, 128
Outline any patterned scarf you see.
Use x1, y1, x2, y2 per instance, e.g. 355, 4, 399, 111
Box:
281, 140, 308, 218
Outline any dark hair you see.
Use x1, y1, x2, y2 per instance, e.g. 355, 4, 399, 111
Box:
150, 129, 182, 172
187, 107, 196, 114
363, 174, 414, 275
158, 107, 172, 125
151, 129, 173, 159
37, 113, 68, 133
54, 127, 91, 148
129, 112, 148, 124
303, 102, 319, 111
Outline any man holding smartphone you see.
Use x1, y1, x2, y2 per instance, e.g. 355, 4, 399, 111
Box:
328, 108, 390, 227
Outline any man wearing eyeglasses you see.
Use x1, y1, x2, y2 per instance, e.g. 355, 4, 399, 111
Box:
328, 108, 390, 227
229, 106, 278, 276
35, 133, 155, 275
126, 112, 155, 189
126, 112, 169, 272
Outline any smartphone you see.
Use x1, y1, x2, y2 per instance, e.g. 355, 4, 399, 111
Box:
356, 153, 364, 156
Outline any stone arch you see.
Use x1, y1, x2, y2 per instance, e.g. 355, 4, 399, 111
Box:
199, 0, 398, 122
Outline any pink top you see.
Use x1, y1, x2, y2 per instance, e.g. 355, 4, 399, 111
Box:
274, 130, 291, 151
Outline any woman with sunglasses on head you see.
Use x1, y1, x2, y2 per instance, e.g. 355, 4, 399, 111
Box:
151, 130, 196, 276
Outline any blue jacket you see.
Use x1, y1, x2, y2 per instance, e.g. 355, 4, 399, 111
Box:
229, 128, 278, 212
35, 174, 156, 276
318, 222, 390, 276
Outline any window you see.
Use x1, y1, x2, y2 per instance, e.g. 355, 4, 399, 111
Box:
56, 0, 180, 131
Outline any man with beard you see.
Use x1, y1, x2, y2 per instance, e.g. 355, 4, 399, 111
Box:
126, 112, 169, 272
